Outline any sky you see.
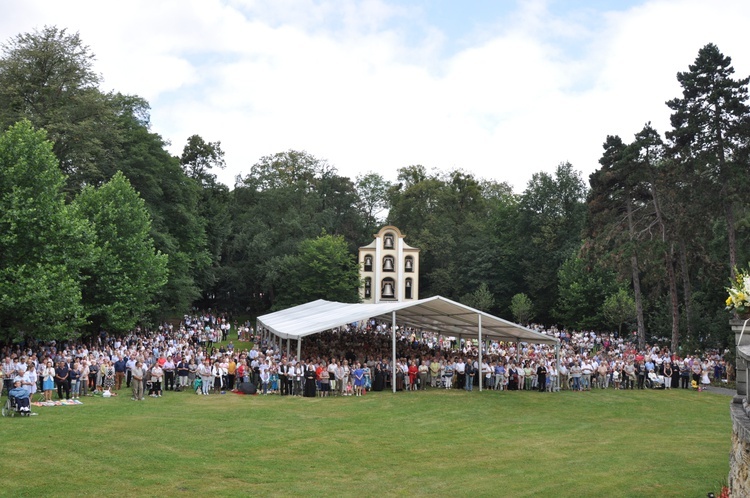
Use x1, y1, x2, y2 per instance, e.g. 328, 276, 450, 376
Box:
1, 0, 749, 192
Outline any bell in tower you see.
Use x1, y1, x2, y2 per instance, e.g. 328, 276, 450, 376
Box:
405, 257, 413, 271
383, 257, 394, 272
384, 234, 394, 249
382, 280, 395, 298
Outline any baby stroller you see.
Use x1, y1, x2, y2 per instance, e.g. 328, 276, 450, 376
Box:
3, 394, 31, 417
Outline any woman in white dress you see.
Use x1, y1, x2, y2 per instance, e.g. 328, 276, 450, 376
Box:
701, 361, 711, 386
23, 363, 37, 399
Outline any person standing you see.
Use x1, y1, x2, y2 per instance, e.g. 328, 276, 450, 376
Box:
125, 355, 136, 389
23, 361, 37, 401
537, 362, 547, 392
227, 356, 237, 393
131, 361, 145, 401
69, 360, 81, 400
114, 356, 127, 391
150, 363, 163, 397
42, 360, 55, 402
55, 360, 70, 400
464, 360, 475, 391
418, 361, 429, 390
455, 358, 466, 391
177, 358, 190, 390
558, 362, 568, 391
663, 362, 673, 390
198, 359, 212, 395
162, 356, 175, 391
303, 363, 317, 398
580, 360, 593, 391
353, 362, 364, 396
102, 359, 115, 393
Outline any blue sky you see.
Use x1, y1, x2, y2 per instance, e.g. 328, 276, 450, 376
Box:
1, 0, 749, 191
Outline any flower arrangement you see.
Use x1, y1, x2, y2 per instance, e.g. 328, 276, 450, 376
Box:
726, 267, 750, 314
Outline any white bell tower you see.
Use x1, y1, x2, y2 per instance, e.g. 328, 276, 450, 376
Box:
358, 226, 419, 304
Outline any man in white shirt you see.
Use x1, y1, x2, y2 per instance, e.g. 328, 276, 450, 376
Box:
581, 360, 594, 391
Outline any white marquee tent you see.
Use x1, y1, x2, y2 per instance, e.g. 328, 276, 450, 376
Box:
256, 296, 560, 392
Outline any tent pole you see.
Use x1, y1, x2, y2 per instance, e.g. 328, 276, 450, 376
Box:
392, 311, 397, 394
478, 314, 483, 392
298, 338, 302, 362
286, 338, 290, 357
555, 343, 560, 392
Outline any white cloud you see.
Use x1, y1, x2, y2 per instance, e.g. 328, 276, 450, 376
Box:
1, 0, 749, 191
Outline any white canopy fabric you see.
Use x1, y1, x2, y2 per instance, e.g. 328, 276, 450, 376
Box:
257, 296, 559, 393
257, 295, 558, 345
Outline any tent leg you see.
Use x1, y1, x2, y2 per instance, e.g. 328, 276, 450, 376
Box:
392, 311, 397, 394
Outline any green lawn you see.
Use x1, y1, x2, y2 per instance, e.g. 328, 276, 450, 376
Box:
0, 387, 730, 497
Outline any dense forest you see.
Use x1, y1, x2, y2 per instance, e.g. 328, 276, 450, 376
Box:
1, 27, 748, 353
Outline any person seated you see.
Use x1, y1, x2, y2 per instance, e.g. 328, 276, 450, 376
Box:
9, 379, 31, 412
647, 370, 665, 387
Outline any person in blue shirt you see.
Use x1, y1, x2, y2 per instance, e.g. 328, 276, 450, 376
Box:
9, 379, 31, 413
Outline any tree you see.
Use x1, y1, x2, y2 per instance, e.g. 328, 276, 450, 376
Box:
0, 120, 91, 341
112, 97, 211, 315
272, 233, 361, 309
0, 26, 119, 191
461, 283, 495, 312
73, 171, 168, 332
179, 134, 230, 308
518, 162, 588, 322
666, 43, 750, 279
220, 151, 370, 312
355, 172, 391, 232
554, 255, 619, 330
602, 289, 637, 337
180, 134, 225, 185
510, 293, 534, 326
587, 135, 649, 348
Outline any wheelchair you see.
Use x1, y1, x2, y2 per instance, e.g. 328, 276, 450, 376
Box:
3, 395, 31, 417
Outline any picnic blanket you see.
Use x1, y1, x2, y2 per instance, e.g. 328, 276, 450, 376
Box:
32, 400, 83, 407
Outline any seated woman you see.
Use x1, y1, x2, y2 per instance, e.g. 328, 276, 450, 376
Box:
647, 370, 665, 387
9, 379, 31, 412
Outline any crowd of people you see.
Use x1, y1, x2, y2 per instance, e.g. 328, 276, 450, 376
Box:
1, 313, 731, 405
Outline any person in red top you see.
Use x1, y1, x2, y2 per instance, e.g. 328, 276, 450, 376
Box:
408, 361, 419, 391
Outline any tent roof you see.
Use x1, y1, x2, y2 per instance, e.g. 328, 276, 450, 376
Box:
256, 296, 558, 345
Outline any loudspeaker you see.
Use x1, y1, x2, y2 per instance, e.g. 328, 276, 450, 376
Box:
238, 382, 257, 395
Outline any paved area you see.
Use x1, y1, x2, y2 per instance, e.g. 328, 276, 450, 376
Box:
702, 385, 736, 396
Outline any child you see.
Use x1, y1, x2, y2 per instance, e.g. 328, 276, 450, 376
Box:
612, 369, 621, 390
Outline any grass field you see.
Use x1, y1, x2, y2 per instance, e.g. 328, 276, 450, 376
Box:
0, 386, 730, 497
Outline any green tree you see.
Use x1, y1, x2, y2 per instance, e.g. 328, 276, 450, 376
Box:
0, 26, 119, 191
554, 255, 619, 330
510, 293, 534, 326
73, 171, 168, 332
602, 289, 637, 337
112, 97, 211, 315
666, 43, 750, 278
180, 134, 225, 185
0, 120, 91, 341
518, 162, 588, 322
272, 233, 361, 309
180, 134, 231, 308
461, 283, 495, 312
355, 172, 391, 231
587, 135, 649, 348
223, 151, 368, 312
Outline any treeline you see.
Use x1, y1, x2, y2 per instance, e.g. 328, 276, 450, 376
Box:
0, 27, 747, 352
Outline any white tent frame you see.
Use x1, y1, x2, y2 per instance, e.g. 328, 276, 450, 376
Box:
256, 295, 560, 392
